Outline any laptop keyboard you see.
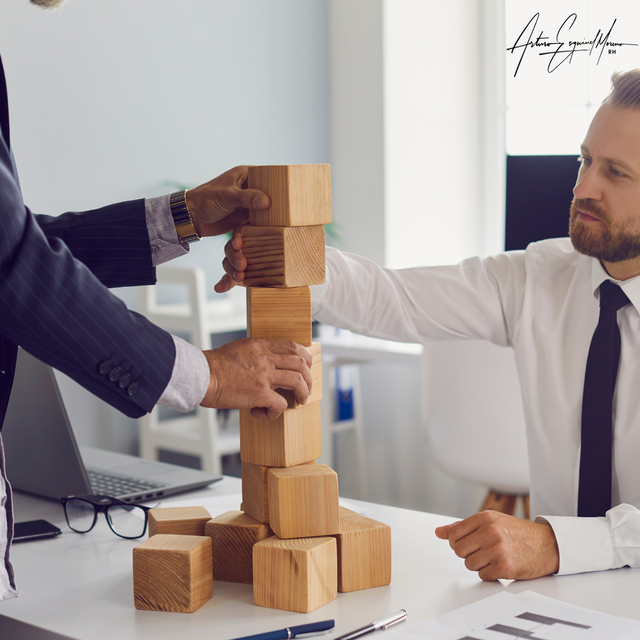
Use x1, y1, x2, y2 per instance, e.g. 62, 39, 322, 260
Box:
87, 471, 165, 497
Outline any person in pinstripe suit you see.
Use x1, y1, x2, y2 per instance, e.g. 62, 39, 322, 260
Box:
0, 43, 313, 597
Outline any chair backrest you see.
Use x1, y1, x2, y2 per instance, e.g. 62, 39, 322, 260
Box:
421, 340, 530, 494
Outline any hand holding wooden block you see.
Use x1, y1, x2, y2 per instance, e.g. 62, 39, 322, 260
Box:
268, 464, 339, 539
240, 225, 325, 288
148, 506, 212, 537
253, 535, 337, 612
240, 401, 321, 467
246, 286, 312, 347
133, 534, 213, 613
277, 342, 322, 408
334, 507, 391, 592
248, 165, 332, 227
205, 511, 272, 584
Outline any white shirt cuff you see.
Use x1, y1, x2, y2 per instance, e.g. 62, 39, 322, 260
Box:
157, 335, 209, 412
536, 515, 613, 575
145, 194, 189, 266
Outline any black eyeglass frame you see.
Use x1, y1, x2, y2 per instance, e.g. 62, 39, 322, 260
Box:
60, 494, 152, 539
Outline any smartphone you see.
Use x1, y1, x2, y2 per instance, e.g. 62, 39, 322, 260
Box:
12, 519, 62, 543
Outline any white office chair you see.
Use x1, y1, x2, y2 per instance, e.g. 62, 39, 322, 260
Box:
422, 339, 531, 518
137, 265, 246, 474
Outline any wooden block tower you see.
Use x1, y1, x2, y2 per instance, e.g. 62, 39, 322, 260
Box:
132, 165, 391, 615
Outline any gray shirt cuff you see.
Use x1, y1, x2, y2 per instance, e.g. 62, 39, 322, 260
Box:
145, 194, 189, 266
157, 335, 209, 412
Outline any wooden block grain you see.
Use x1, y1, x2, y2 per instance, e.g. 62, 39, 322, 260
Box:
333, 507, 391, 592
248, 164, 332, 227
240, 401, 321, 467
278, 342, 322, 409
240, 225, 325, 288
133, 534, 213, 613
205, 511, 272, 584
268, 464, 339, 539
253, 535, 337, 613
148, 506, 212, 537
246, 286, 312, 347
241, 460, 317, 524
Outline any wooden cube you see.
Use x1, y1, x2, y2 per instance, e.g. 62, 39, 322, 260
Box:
240, 402, 321, 467
278, 342, 322, 409
205, 511, 272, 584
334, 507, 392, 592
241, 460, 317, 524
133, 534, 212, 613
253, 535, 337, 613
246, 286, 312, 347
248, 164, 332, 227
240, 225, 325, 288
148, 506, 211, 537
268, 464, 339, 539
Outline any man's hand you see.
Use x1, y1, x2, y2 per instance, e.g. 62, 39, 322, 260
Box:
435, 511, 560, 581
214, 227, 246, 293
185, 166, 270, 238
200, 338, 312, 419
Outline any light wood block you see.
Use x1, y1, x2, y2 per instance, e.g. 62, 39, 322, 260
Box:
278, 342, 322, 409
248, 164, 332, 227
334, 507, 391, 593
241, 460, 317, 524
133, 534, 213, 613
148, 506, 212, 537
205, 511, 272, 584
246, 286, 312, 347
268, 464, 339, 539
240, 401, 321, 467
240, 225, 325, 288
253, 535, 337, 613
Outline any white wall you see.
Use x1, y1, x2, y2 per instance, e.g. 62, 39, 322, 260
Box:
1, 0, 330, 453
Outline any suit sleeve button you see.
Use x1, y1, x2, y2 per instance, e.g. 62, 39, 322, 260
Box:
99, 360, 114, 375
127, 381, 140, 396
109, 367, 123, 382
118, 373, 131, 389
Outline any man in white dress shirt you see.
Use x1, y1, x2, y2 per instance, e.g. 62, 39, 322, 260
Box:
218, 69, 640, 581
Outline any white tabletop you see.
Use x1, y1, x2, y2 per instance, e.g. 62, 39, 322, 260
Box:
2, 478, 639, 640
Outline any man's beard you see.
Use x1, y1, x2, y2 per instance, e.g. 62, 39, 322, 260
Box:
569, 198, 640, 262
30, 0, 67, 9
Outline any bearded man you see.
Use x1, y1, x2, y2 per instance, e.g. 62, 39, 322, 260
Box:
220, 69, 640, 581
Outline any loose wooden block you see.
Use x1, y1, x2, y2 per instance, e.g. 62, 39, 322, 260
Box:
133, 534, 213, 613
241, 460, 317, 524
268, 464, 339, 539
253, 535, 337, 613
205, 510, 272, 584
148, 506, 212, 537
246, 286, 312, 347
278, 342, 322, 409
240, 401, 321, 467
240, 225, 326, 288
333, 507, 392, 592
248, 164, 332, 227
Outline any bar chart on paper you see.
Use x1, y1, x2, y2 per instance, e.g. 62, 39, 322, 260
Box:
397, 592, 640, 640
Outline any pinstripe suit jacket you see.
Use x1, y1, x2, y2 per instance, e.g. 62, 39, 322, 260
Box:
0, 53, 175, 429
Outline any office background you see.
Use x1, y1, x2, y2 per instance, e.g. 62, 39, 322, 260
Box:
2, 0, 639, 518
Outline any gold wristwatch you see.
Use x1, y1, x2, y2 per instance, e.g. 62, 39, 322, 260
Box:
170, 190, 200, 244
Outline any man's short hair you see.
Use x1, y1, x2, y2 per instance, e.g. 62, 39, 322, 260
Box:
605, 69, 640, 109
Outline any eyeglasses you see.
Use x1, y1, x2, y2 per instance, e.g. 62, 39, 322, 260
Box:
60, 495, 151, 539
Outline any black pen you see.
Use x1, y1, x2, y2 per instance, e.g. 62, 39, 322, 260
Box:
335, 610, 408, 640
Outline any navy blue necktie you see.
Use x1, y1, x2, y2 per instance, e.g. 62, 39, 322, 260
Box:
578, 280, 630, 517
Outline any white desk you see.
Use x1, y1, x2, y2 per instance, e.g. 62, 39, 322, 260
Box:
2, 478, 640, 640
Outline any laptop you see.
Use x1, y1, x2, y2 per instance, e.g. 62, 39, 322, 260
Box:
2, 348, 221, 503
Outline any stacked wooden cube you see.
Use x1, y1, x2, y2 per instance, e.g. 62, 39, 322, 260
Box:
132, 165, 391, 615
